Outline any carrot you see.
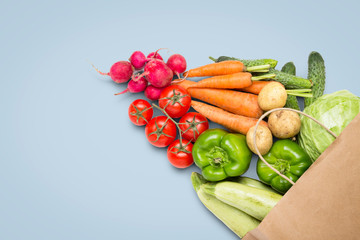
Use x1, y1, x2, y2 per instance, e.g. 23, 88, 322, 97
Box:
188, 72, 275, 89
183, 61, 270, 77
190, 72, 252, 89
172, 79, 195, 89
237, 81, 274, 94
187, 88, 263, 118
191, 101, 267, 135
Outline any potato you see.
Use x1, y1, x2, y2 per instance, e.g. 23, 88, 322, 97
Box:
246, 125, 273, 155
268, 110, 301, 138
258, 82, 287, 111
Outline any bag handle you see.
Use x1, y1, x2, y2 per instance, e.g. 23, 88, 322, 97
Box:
253, 108, 338, 185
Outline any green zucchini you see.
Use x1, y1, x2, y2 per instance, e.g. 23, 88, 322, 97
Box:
202, 181, 282, 221
282, 62, 300, 110
209, 56, 278, 68
304, 51, 326, 107
191, 173, 260, 238
229, 176, 281, 194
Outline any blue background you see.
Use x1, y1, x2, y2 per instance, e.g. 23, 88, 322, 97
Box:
1, 1, 360, 239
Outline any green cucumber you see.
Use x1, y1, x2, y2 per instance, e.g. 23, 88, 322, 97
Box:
202, 181, 282, 221
281, 61, 296, 75
268, 68, 312, 89
191, 173, 260, 238
209, 56, 278, 68
304, 51, 326, 107
282, 62, 300, 110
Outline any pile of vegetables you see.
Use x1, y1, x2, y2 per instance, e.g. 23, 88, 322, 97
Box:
94, 49, 360, 238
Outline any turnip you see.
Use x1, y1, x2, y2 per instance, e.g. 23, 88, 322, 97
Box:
93, 61, 133, 83
147, 52, 163, 61
129, 51, 147, 70
166, 54, 187, 78
144, 85, 165, 101
114, 77, 148, 95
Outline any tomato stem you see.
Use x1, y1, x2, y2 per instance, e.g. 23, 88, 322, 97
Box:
152, 103, 185, 148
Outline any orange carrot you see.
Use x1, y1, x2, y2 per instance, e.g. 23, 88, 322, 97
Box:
189, 72, 253, 89
187, 88, 263, 118
191, 101, 267, 135
183, 61, 245, 77
237, 81, 275, 95
172, 79, 195, 89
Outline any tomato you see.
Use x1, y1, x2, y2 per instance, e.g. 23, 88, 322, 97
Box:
179, 112, 209, 142
158, 85, 191, 118
145, 116, 177, 147
128, 99, 153, 126
167, 139, 194, 168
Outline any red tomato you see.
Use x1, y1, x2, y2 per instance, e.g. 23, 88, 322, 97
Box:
128, 99, 153, 126
158, 85, 191, 118
179, 112, 209, 142
145, 116, 177, 147
167, 139, 194, 168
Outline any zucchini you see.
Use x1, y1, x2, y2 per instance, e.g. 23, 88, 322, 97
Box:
202, 181, 282, 221
304, 51, 326, 107
209, 56, 278, 68
191, 173, 260, 238
229, 176, 281, 194
281, 62, 300, 110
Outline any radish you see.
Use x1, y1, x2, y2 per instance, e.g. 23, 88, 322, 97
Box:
129, 51, 146, 70
93, 61, 133, 83
114, 77, 148, 95
147, 52, 163, 61
142, 59, 173, 88
166, 54, 187, 78
144, 85, 165, 101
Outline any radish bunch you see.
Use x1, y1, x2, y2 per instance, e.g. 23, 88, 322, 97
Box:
94, 49, 187, 101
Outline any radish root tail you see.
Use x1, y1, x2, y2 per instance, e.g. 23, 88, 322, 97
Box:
91, 64, 109, 76
114, 89, 129, 95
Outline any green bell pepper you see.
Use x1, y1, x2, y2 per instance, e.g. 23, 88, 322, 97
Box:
192, 129, 252, 182
257, 139, 312, 194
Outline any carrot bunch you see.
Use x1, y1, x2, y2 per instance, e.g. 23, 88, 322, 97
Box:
174, 61, 275, 134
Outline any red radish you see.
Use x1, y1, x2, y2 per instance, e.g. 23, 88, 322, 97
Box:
129, 51, 146, 70
144, 85, 165, 101
142, 59, 173, 88
147, 52, 163, 61
114, 77, 148, 95
93, 61, 133, 83
167, 54, 187, 78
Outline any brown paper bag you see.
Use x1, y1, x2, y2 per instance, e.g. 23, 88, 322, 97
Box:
243, 113, 360, 240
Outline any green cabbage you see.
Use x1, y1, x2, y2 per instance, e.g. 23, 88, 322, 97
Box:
298, 90, 360, 162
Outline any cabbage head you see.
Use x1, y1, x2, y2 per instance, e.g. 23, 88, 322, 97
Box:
298, 90, 360, 162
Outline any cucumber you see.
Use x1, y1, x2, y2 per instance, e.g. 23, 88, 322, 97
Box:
281, 62, 300, 110
268, 68, 312, 89
281, 61, 296, 75
229, 176, 281, 194
202, 181, 282, 221
209, 56, 278, 68
304, 51, 326, 107
191, 173, 260, 238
